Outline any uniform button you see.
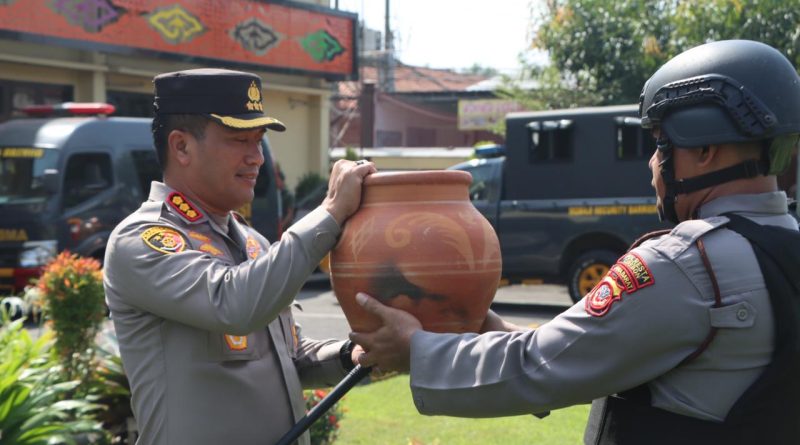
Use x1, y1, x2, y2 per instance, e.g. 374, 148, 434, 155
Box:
736, 308, 749, 321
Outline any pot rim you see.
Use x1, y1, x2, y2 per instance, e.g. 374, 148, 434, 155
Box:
363, 170, 471, 186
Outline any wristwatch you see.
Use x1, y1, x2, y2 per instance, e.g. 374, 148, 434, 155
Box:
339, 340, 356, 371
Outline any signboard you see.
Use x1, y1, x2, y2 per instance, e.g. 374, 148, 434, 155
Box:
458, 99, 524, 130
0, 0, 357, 80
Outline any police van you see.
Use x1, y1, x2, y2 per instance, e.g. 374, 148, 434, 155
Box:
0, 103, 281, 295
450, 104, 670, 302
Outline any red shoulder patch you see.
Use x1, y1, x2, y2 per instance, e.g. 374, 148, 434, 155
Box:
167, 192, 203, 222
585, 252, 655, 317
619, 253, 655, 290
585, 276, 624, 317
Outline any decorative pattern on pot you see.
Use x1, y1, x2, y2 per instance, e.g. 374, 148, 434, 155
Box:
330, 170, 502, 334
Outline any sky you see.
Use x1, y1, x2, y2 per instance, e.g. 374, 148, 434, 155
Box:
335, 0, 541, 73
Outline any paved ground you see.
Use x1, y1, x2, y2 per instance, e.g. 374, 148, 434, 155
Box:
294, 283, 573, 340
492, 283, 573, 307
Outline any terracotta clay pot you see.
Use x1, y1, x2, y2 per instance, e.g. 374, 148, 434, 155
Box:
330, 170, 502, 333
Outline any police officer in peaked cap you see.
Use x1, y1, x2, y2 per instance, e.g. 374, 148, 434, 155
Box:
349, 40, 800, 444
104, 68, 376, 445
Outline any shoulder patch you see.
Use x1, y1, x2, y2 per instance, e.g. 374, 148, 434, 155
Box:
141, 226, 187, 254
585, 275, 625, 317
167, 192, 203, 222
585, 252, 655, 317
619, 252, 655, 289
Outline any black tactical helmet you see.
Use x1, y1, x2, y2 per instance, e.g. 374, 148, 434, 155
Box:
640, 39, 800, 147
640, 40, 800, 223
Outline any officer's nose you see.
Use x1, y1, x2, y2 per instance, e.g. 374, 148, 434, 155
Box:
246, 140, 265, 167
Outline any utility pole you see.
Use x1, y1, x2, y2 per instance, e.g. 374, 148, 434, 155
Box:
382, 0, 395, 92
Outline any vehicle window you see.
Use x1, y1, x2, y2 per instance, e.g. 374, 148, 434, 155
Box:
464, 163, 496, 201
130, 149, 161, 197
615, 117, 656, 159
0, 147, 59, 204
63, 153, 112, 208
528, 119, 573, 162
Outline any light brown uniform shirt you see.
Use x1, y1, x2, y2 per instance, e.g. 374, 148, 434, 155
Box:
104, 182, 348, 445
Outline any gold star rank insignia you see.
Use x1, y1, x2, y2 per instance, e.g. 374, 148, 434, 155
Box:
167, 192, 203, 222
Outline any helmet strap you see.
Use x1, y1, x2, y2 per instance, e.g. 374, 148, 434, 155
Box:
672, 158, 769, 195
657, 136, 680, 224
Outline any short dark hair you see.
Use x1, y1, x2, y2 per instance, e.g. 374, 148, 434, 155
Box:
151, 114, 210, 169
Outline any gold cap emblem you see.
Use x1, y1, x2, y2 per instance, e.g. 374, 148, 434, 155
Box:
246, 81, 263, 112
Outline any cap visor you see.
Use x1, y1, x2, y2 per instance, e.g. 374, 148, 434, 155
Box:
208, 113, 286, 132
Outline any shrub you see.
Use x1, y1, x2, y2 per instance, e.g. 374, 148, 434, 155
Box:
304, 388, 344, 445
35, 251, 106, 388
0, 309, 108, 444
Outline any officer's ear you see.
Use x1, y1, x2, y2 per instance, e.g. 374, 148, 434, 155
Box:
697, 145, 718, 168
168, 130, 192, 167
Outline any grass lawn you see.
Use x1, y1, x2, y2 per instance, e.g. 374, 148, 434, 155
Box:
335, 375, 589, 445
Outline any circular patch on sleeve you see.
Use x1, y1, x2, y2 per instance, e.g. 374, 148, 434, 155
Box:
585, 276, 624, 317
141, 226, 187, 255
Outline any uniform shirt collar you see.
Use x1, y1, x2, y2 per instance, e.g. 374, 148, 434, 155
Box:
697, 191, 788, 218
208, 213, 231, 235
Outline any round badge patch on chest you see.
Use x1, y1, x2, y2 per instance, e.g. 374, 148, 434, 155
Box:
246, 237, 260, 260
141, 226, 187, 255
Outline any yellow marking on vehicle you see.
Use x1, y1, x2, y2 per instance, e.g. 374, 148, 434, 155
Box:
568, 204, 657, 216
0, 229, 28, 242
1, 147, 43, 158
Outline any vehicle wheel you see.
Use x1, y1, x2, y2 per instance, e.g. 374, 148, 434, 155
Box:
567, 250, 619, 303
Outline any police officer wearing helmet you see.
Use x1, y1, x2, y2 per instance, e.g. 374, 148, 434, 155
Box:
104, 68, 376, 445
348, 40, 800, 444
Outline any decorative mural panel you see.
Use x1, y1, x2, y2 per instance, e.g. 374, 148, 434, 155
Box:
230, 17, 281, 56
0, 0, 357, 79
50, 0, 123, 33
146, 4, 205, 44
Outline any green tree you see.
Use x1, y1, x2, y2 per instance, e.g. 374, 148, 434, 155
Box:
529, 0, 800, 106
534, 0, 673, 105
671, 0, 800, 67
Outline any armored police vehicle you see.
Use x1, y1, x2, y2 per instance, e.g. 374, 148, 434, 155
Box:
450, 104, 671, 302
0, 103, 281, 295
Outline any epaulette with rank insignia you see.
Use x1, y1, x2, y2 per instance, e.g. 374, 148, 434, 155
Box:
167, 192, 203, 222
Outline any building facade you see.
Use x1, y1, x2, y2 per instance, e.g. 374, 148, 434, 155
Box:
0, 0, 357, 188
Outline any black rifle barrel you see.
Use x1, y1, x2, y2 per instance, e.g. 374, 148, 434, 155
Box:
275, 364, 372, 445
